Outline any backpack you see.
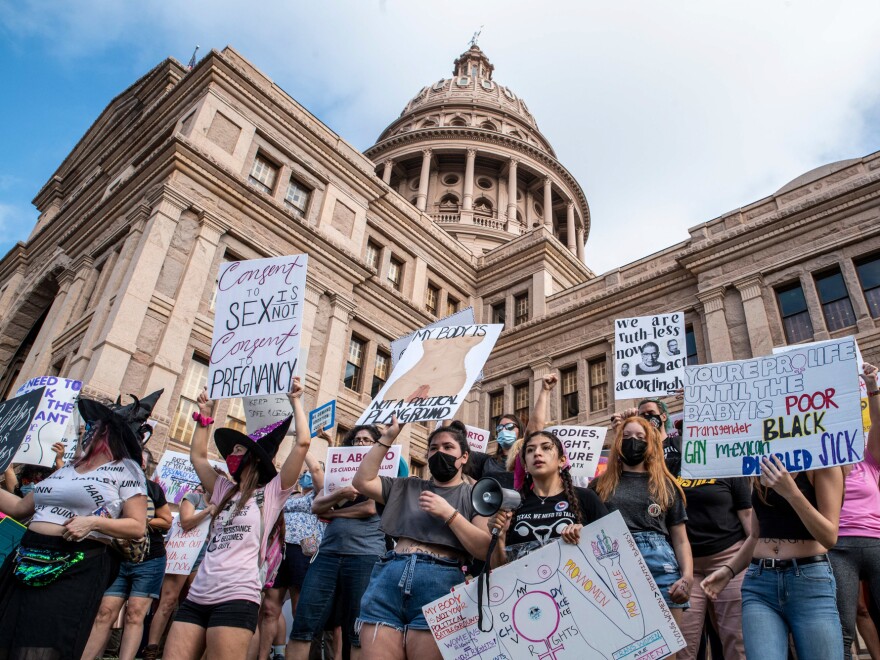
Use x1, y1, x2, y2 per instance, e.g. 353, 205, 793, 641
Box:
256, 489, 285, 588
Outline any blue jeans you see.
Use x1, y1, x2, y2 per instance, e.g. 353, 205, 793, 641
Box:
633, 531, 689, 609
742, 559, 843, 660
289, 552, 378, 647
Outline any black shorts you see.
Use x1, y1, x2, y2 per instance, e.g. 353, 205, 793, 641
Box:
273, 543, 311, 590
174, 598, 260, 632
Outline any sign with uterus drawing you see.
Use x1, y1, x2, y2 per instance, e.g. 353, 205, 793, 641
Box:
356, 324, 503, 425
422, 510, 685, 660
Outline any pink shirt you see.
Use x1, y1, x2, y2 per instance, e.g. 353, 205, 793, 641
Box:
839, 450, 880, 539
187, 475, 293, 605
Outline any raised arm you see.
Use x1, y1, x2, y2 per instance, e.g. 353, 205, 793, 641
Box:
352, 417, 401, 504
279, 377, 311, 491
304, 451, 325, 493
863, 363, 880, 464
527, 374, 558, 434
3, 466, 18, 494
190, 388, 218, 495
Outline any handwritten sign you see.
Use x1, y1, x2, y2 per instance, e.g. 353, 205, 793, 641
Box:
0, 387, 45, 472
243, 394, 293, 435
546, 425, 606, 480
681, 337, 862, 478
164, 514, 211, 575
357, 324, 502, 425
324, 445, 401, 493
153, 450, 226, 505
309, 401, 336, 438
209, 255, 309, 400
614, 313, 686, 399
422, 510, 684, 660
13, 377, 82, 467
464, 425, 490, 453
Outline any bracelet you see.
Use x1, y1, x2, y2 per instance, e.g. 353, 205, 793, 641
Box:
445, 510, 460, 526
376, 440, 392, 448
722, 564, 736, 578
869, 390, 880, 398
192, 411, 214, 427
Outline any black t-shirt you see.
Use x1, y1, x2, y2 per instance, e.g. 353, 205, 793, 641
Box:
463, 451, 514, 489
505, 487, 608, 562
144, 480, 168, 561
677, 477, 751, 557
663, 434, 682, 477
592, 472, 687, 538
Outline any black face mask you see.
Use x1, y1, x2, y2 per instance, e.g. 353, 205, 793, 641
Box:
428, 451, 460, 482
620, 437, 648, 466
641, 413, 663, 430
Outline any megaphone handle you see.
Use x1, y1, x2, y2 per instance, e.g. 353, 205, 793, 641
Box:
477, 534, 500, 632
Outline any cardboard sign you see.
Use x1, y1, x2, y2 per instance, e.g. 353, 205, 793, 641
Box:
243, 394, 293, 435
209, 255, 309, 400
0, 515, 26, 566
13, 377, 82, 467
324, 445, 401, 493
309, 401, 336, 438
391, 307, 476, 368
153, 450, 226, 505
614, 313, 686, 399
164, 514, 211, 575
681, 337, 862, 479
546, 425, 606, 480
357, 324, 502, 425
0, 387, 46, 472
422, 510, 685, 660
464, 425, 490, 453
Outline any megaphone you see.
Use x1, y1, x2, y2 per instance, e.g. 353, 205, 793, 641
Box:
472, 477, 522, 517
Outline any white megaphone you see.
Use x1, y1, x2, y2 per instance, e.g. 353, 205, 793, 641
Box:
472, 477, 522, 517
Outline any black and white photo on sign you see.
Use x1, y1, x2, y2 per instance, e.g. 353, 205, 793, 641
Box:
614, 313, 686, 399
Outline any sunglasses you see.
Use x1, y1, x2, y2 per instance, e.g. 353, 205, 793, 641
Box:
495, 423, 517, 432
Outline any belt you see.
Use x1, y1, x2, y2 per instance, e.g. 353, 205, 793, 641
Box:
751, 554, 828, 570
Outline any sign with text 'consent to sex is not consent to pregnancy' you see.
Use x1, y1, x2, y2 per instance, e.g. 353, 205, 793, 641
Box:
356, 324, 502, 425
614, 313, 686, 399
209, 255, 308, 400
681, 337, 863, 479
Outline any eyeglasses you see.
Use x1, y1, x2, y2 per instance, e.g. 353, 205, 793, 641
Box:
353, 437, 376, 445
495, 423, 517, 432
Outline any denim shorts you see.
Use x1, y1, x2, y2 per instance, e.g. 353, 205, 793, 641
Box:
357, 552, 465, 632
633, 531, 689, 610
105, 555, 166, 600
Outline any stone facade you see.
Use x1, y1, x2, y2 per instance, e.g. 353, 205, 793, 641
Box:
1, 45, 879, 475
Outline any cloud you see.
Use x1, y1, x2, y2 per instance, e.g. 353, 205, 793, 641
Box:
2, 0, 880, 273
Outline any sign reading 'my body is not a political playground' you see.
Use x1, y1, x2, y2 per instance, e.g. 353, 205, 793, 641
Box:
209, 255, 308, 400
614, 313, 686, 399
681, 337, 863, 479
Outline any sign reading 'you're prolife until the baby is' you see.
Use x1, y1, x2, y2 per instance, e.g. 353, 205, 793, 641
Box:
209, 255, 308, 400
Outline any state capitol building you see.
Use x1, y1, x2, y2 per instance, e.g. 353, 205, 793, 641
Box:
1, 45, 878, 470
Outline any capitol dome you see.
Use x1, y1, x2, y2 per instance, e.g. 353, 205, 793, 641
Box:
365, 45, 590, 258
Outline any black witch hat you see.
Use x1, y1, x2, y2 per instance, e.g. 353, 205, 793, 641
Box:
214, 416, 292, 485
112, 389, 164, 446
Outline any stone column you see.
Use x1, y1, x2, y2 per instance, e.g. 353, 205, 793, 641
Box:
840, 258, 876, 333
566, 203, 576, 252
463, 149, 476, 211
299, 282, 324, 383
735, 275, 774, 357
315, 293, 358, 406
14, 270, 75, 385
67, 257, 99, 327
381, 160, 393, 185
543, 177, 553, 228
416, 149, 432, 212
506, 159, 519, 231
800, 274, 829, 340
0, 263, 26, 313
576, 225, 585, 262
696, 288, 734, 362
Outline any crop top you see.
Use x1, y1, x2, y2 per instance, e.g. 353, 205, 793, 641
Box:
752, 472, 818, 541
30, 459, 147, 541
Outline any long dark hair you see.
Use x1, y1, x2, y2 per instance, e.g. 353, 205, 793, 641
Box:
518, 430, 584, 524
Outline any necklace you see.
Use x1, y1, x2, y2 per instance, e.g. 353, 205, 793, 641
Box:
534, 489, 562, 505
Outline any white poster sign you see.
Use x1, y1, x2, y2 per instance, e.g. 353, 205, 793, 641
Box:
13, 376, 83, 467
153, 450, 226, 505
614, 313, 686, 400
390, 308, 476, 368
208, 255, 308, 400
164, 515, 211, 575
546, 425, 606, 480
422, 510, 685, 660
681, 337, 863, 479
464, 425, 490, 453
243, 394, 293, 435
357, 324, 502, 425
324, 445, 401, 493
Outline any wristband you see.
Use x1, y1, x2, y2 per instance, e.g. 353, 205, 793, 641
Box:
192, 411, 214, 427
376, 440, 392, 448
445, 510, 460, 526
722, 564, 736, 579
869, 390, 880, 397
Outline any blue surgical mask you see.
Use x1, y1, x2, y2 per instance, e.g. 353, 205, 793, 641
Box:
19, 483, 36, 497
496, 429, 517, 448
299, 473, 313, 490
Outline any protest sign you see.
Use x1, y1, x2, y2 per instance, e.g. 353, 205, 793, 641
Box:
0, 387, 45, 472
0, 515, 26, 566
422, 509, 684, 660
153, 450, 226, 504
391, 307, 476, 368
464, 425, 490, 453
546, 425, 605, 480
243, 395, 293, 435
324, 445, 401, 493
309, 401, 336, 438
614, 313, 686, 399
357, 324, 502, 425
13, 376, 82, 467
681, 337, 862, 479
164, 514, 211, 575
208, 254, 308, 400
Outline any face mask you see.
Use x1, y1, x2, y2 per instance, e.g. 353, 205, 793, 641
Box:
20, 483, 35, 497
620, 437, 648, 466
299, 473, 313, 490
641, 413, 663, 430
428, 451, 460, 483
225, 454, 244, 478
496, 429, 517, 448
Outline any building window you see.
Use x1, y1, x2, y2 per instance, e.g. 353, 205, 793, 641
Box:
561, 367, 579, 419
365, 241, 381, 271
426, 283, 439, 316
284, 178, 310, 216
588, 357, 608, 412
372, 351, 390, 397
855, 254, 880, 319
685, 325, 699, 366
492, 302, 506, 326
388, 256, 403, 291
814, 268, 856, 332
514, 382, 530, 428
248, 155, 278, 194
514, 293, 529, 326
170, 356, 209, 443
776, 282, 814, 343
344, 336, 365, 391
225, 399, 247, 434
446, 295, 460, 316
489, 390, 504, 431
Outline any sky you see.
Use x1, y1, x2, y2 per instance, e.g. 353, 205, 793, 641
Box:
1, 1, 880, 274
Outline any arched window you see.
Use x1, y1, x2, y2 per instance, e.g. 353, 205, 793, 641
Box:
421, 119, 437, 128
449, 117, 467, 127
474, 197, 494, 214
439, 193, 460, 208
480, 121, 497, 131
